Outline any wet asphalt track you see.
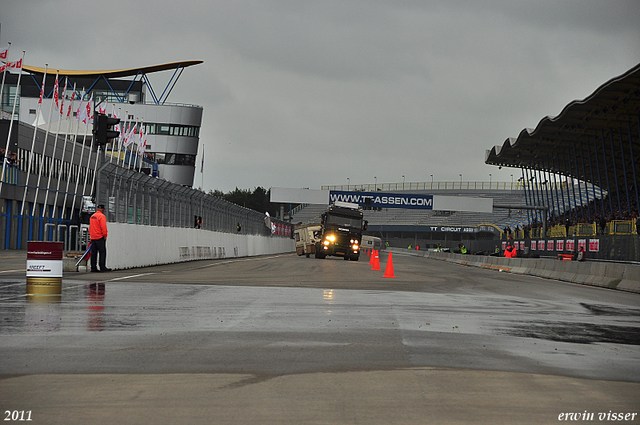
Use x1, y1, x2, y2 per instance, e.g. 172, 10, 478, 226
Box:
1, 250, 639, 424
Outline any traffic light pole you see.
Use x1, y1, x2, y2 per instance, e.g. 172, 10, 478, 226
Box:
93, 104, 121, 210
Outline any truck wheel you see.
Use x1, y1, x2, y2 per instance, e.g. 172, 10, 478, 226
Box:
351, 254, 359, 261
343, 256, 349, 260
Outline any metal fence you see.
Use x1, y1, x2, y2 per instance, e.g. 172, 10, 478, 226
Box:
95, 162, 291, 237
519, 221, 637, 239
323, 181, 520, 192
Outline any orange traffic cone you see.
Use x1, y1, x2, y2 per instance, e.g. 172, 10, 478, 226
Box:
369, 249, 375, 265
382, 252, 396, 278
371, 250, 381, 271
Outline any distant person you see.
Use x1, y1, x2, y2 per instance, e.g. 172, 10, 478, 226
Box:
505, 243, 516, 258
576, 246, 586, 262
599, 216, 607, 235
89, 204, 110, 272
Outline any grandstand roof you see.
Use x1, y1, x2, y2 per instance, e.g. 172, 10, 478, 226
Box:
485, 62, 640, 194
22, 61, 203, 78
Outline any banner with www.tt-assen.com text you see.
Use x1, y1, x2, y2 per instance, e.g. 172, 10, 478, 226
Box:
329, 191, 494, 213
329, 191, 433, 209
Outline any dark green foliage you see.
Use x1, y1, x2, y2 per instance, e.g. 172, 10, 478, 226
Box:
208, 187, 283, 217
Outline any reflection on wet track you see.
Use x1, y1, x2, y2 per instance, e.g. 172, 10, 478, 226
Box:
1, 251, 639, 384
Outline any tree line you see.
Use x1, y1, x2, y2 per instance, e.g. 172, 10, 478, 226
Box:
207, 187, 285, 217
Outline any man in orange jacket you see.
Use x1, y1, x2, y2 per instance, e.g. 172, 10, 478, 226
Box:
89, 204, 110, 272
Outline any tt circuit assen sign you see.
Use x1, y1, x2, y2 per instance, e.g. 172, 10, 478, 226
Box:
329, 191, 433, 209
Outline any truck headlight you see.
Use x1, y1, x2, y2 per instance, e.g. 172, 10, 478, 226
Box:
323, 240, 330, 246
326, 235, 336, 242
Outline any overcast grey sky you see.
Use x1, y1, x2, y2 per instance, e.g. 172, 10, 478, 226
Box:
2, 1, 640, 192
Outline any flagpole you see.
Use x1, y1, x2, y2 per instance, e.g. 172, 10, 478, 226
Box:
61, 82, 78, 219
20, 64, 47, 215
108, 106, 115, 163
0, 42, 11, 115
128, 119, 137, 170
73, 89, 90, 212
32, 70, 59, 217
118, 111, 128, 168
52, 78, 70, 219
0, 50, 25, 198
200, 143, 204, 217
116, 107, 123, 167
42, 73, 65, 218
123, 118, 136, 170
137, 118, 144, 173
81, 95, 96, 203
201, 143, 204, 190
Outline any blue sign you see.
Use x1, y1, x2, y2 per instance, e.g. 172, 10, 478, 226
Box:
329, 191, 433, 209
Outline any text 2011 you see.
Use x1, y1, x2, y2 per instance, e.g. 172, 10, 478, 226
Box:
4, 411, 32, 421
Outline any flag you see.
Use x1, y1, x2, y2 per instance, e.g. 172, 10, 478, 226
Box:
123, 123, 137, 147
82, 94, 93, 125
112, 107, 120, 134
98, 103, 107, 115
0, 59, 23, 73
53, 77, 60, 110
75, 99, 84, 121
119, 117, 128, 145
58, 79, 67, 116
38, 80, 45, 104
75, 90, 86, 121
7, 58, 22, 72
66, 89, 76, 118
0, 46, 8, 61
138, 127, 147, 157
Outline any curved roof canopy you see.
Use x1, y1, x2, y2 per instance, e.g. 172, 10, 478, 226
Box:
485, 63, 640, 194
22, 60, 203, 78
21, 60, 203, 105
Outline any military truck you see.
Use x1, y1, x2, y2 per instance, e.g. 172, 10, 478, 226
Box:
314, 202, 368, 261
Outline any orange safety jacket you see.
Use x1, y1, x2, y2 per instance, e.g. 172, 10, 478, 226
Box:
89, 210, 108, 240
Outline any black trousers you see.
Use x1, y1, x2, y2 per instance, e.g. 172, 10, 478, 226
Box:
90, 237, 107, 271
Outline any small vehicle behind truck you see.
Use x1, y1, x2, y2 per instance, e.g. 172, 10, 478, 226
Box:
314, 202, 368, 261
361, 235, 383, 252
294, 223, 322, 258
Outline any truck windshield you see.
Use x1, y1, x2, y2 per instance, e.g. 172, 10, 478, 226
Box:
326, 215, 362, 228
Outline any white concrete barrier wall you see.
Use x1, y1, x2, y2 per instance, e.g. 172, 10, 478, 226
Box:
106, 223, 295, 270
408, 250, 640, 294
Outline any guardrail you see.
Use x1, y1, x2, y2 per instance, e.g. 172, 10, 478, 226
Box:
323, 181, 520, 191
412, 250, 640, 294
523, 221, 637, 239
